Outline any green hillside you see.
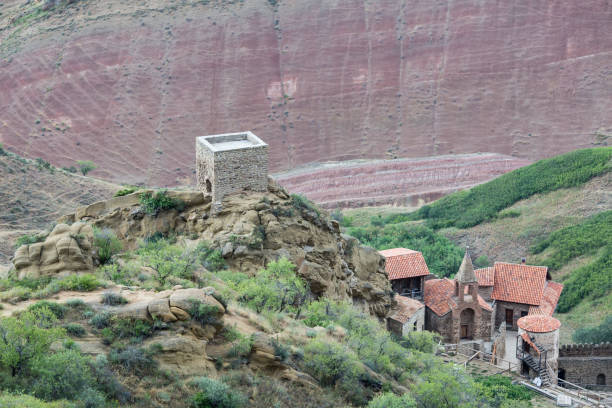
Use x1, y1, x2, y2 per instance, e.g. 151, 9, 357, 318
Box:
413, 147, 612, 229
343, 148, 612, 342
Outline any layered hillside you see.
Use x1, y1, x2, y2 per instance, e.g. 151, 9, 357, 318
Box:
0, 149, 118, 263
1, 0, 610, 186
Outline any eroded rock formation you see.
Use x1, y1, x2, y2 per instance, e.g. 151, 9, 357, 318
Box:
12, 222, 94, 279
58, 181, 393, 317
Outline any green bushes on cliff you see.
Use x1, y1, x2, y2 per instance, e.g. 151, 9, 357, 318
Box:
139, 190, 185, 215
573, 315, 612, 344
412, 147, 612, 229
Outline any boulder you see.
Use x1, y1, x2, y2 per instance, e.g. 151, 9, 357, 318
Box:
148, 299, 177, 322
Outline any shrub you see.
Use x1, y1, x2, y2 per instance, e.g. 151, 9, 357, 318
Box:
0, 393, 73, 407
189, 300, 222, 326
101, 292, 128, 306
0, 143, 5, 156
367, 393, 416, 408
227, 335, 253, 360
137, 239, 197, 287
474, 255, 491, 268
62, 166, 77, 173
63, 323, 86, 337
31, 349, 94, 401
101, 317, 155, 345
398, 330, 441, 354
76, 160, 96, 176
93, 228, 123, 265
109, 346, 157, 375
290, 193, 320, 216
15, 233, 46, 248
190, 377, 247, 408
302, 339, 370, 405
27, 300, 66, 319
65, 299, 85, 309
59, 274, 101, 292
114, 186, 138, 197
139, 190, 184, 215
196, 241, 226, 272
236, 258, 308, 315
573, 315, 612, 344
90, 355, 131, 404
89, 312, 112, 329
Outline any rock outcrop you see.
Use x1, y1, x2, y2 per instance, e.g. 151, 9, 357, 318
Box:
12, 222, 94, 279
59, 182, 393, 317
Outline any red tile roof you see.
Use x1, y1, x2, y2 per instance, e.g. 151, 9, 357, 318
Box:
379, 248, 430, 280
389, 295, 424, 324
529, 281, 564, 316
475, 267, 494, 286
491, 262, 548, 306
517, 315, 561, 333
424, 278, 492, 316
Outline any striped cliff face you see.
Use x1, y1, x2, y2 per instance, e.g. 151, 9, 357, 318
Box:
1, 0, 609, 187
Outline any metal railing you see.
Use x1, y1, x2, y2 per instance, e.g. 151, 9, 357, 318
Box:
554, 377, 607, 405
399, 288, 422, 299
440, 343, 520, 373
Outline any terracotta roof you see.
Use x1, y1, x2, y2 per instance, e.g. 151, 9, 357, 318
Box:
491, 262, 548, 305
517, 315, 561, 333
379, 248, 430, 280
456, 250, 477, 283
389, 295, 424, 324
424, 278, 492, 317
475, 267, 494, 286
529, 281, 564, 316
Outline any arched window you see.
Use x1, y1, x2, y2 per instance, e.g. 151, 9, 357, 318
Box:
596, 374, 606, 386
205, 179, 212, 193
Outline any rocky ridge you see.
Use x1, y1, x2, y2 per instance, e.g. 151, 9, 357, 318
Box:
51, 180, 393, 318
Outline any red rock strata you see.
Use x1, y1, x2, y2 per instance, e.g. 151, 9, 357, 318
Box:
274, 153, 531, 208
0, 0, 609, 186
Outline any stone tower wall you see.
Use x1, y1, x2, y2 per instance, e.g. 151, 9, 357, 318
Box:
196, 132, 268, 210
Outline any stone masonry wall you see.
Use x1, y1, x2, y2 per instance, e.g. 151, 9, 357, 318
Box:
425, 309, 454, 343
494, 300, 530, 331
196, 138, 268, 209
558, 343, 612, 390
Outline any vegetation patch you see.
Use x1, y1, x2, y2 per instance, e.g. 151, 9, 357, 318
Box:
114, 186, 139, 197
573, 314, 612, 344
93, 228, 123, 265
139, 190, 185, 215
412, 147, 612, 229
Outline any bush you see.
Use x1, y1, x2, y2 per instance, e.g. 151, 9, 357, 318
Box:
190, 377, 247, 408
573, 315, 612, 344
413, 147, 612, 229
0, 393, 74, 407
114, 186, 138, 197
100, 317, 155, 345
101, 292, 128, 306
63, 323, 86, 337
290, 194, 320, 216
398, 331, 441, 354
31, 349, 94, 401
137, 239, 198, 288
367, 393, 416, 408
27, 301, 66, 319
88, 312, 112, 329
76, 160, 96, 176
302, 339, 370, 405
93, 228, 122, 265
236, 258, 308, 315
196, 241, 227, 272
65, 299, 85, 309
109, 346, 157, 375
189, 300, 222, 326
15, 233, 47, 248
58, 274, 101, 292
139, 190, 185, 215
474, 255, 491, 269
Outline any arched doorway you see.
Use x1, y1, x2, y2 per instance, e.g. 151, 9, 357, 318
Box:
558, 368, 566, 387
205, 179, 212, 193
460, 308, 475, 339
597, 374, 606, 386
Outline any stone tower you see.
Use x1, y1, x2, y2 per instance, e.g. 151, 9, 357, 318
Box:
196, 131, 268, 212
452, 248, 484, 343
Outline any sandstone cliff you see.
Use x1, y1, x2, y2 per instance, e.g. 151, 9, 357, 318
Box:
1, 0, 610, 186
55, 181, 393, 317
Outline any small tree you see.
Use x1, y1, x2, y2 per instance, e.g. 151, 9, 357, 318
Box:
76, 160, 96, 175
93, 228, 123, 265
0, 307, 64, 377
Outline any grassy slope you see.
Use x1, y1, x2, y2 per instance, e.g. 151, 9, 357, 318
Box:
0, 149, 119, 263
344, 149, 611, 342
